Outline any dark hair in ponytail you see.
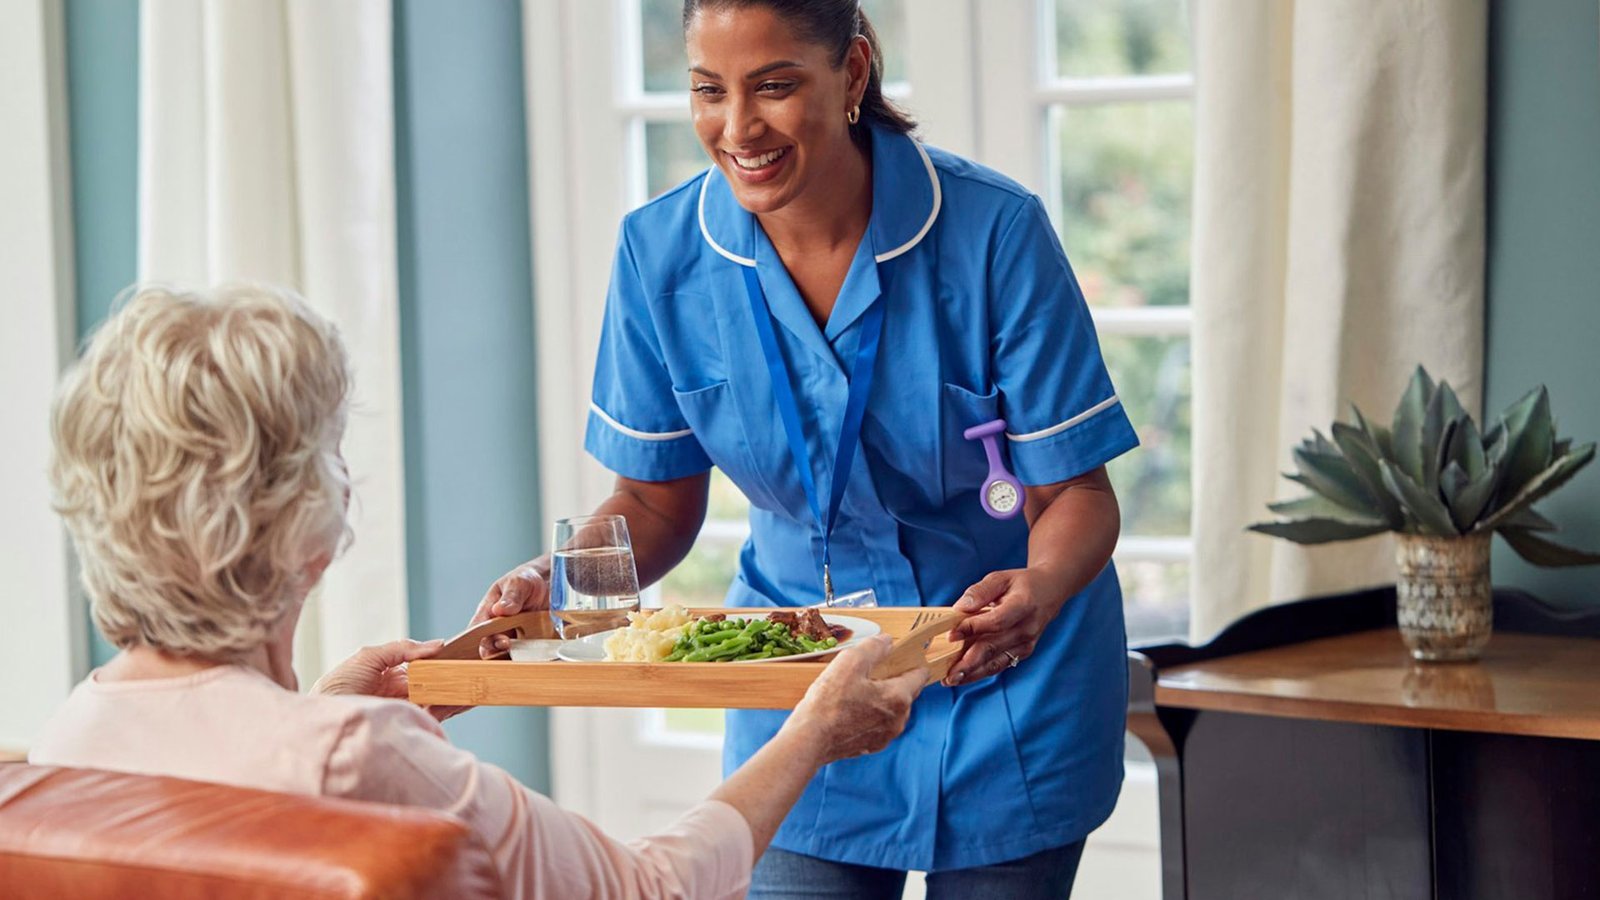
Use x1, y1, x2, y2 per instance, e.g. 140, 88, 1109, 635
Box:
683, 0, 918, 144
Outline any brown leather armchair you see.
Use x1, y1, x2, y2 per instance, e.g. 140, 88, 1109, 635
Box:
0, 764, 504, 899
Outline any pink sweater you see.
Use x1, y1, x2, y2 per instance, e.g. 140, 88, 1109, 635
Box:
29, 664, 753, 899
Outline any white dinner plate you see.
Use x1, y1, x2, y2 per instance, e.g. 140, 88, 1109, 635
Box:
553, 612, 880, 663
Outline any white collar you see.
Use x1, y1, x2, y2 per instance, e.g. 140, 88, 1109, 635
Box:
697, 125, 942, 268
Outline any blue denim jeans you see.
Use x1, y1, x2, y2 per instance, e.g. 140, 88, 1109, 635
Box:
748, 840, 1087, 900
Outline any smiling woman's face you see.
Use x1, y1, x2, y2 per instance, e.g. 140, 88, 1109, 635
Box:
686, 5, 867, 216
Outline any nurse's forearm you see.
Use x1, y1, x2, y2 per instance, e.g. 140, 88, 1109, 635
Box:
591, 473, 710, 589
1023, 466, 1121, 607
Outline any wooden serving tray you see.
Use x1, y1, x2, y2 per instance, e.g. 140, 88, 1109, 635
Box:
407, 607, 962, 710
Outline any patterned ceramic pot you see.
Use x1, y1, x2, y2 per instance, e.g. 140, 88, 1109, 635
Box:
1395, 532, 1493, 662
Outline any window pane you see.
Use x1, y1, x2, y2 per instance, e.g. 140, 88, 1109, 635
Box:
1101, 335, 1190, 535
860, 0, 907, 85
1051, 100, 1192, 308
655, 473, 747, 604
647, 1, 906, 91
641, 0, 687, 93
707, 468, 751, 522
1118, 558, 1189, 645
661, 707, 725, 736
645, 121, 709, 197
1054, 0, 1191, 79
658, 536, 741, 606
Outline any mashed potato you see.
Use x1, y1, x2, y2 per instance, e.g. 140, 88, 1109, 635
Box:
603, 604, 693, 662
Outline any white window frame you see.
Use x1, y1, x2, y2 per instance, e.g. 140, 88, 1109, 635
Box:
523, 0, 994, 828
613, 2, 923, 625
982, 1, 1196, 598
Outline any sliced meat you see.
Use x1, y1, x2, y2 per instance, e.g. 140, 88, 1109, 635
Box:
769, 608, 849, 642
793, 608, 832, 641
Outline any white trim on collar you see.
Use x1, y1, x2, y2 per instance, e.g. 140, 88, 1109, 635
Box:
874, 141, 942, 263
697, 172, 756, 267
696, 139, 943, 267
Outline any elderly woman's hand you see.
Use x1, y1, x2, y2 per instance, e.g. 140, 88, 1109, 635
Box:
312, 638, 444, 701
941, 567, 1065, 687
784, 636, 927, 763
470, 558, 552, 658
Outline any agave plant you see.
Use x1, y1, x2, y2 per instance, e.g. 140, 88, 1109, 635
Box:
1249, 366, 1600, 566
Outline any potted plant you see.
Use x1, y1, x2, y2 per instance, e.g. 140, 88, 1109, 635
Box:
1249, 367, 1600, 662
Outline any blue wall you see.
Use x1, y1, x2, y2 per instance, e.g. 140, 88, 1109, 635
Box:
393, 0, 550, 791
64, 0, 139, 668
1485, 0, 1600, 607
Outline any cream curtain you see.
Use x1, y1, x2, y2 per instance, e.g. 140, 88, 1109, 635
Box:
1189, 1, 1487, 640
137, 0, 407, 680
0, 0, 79, 747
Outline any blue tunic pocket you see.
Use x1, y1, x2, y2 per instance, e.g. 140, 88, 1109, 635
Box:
940, 381, 1002, 502
670, 380, 784, 510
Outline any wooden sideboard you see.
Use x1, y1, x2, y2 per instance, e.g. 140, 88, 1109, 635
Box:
1128, 588, 1600, 900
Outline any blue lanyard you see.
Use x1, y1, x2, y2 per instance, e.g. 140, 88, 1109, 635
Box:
740, 262, 890, 603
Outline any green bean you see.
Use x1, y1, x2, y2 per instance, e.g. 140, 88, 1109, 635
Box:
655, 615, 844, 662
705, 635, 753, 660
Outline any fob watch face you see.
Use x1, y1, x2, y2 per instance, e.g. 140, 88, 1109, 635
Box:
986, 479, 1020, 514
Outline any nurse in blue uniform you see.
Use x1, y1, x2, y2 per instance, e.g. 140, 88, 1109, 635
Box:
480, 2, 1139, 897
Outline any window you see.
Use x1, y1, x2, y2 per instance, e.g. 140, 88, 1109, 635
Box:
1042, 0, 1194, 644
620, 0, 912, 739
532, 4, 1182, 872
567, 0, 1193, 745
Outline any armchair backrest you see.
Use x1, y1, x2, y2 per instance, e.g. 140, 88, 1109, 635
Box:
0, 764, 503, 899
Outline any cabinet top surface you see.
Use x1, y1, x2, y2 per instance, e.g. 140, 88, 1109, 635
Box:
1154, 630, 1600, 739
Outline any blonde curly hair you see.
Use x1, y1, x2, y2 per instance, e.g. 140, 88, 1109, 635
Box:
50, 284, 352, 659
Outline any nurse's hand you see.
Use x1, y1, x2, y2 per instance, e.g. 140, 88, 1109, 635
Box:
785, 635, 927, 762
942, 568, 1064, 687
471, 558, 551, 658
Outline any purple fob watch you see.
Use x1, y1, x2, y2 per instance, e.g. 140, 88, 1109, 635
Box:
962, 419, 1025, 519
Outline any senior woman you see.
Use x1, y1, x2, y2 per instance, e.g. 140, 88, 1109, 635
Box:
29, 284, 926, 900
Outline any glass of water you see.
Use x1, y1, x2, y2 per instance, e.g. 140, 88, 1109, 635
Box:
550, 514, 641, 639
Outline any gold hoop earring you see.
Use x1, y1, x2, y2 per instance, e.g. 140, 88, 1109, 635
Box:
847, 106, 860, 125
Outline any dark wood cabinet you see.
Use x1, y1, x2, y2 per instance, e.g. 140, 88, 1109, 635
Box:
1128, 589, 1600, 900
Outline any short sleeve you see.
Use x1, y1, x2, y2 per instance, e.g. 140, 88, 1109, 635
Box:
584, 225, 714, 481
989, 196, 1140, 485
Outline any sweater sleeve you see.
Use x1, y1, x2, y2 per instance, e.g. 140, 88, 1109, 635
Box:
322, 700, 754, 900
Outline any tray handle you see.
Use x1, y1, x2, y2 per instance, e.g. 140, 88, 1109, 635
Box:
435, 610, 555, 660
871, 609, 967, 684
